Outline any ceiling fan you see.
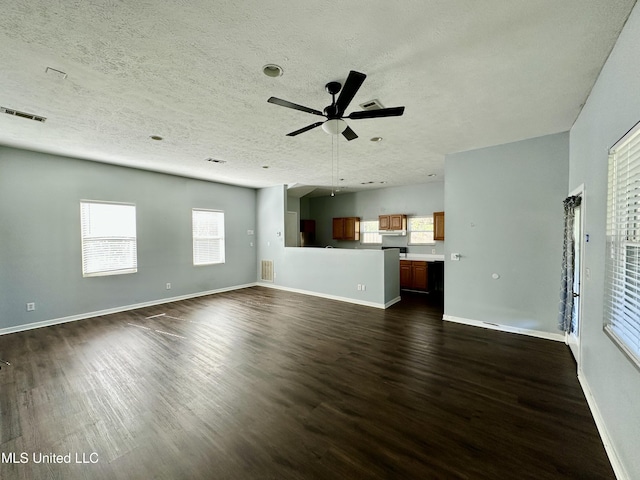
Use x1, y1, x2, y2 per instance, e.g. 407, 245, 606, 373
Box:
267, 70, 405, 141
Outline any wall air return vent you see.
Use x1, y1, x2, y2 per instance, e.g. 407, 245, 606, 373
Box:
1, 106, 47, 123
261, 260, 274, 282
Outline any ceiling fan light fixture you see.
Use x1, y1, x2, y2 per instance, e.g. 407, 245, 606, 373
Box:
322, 119, 347, 135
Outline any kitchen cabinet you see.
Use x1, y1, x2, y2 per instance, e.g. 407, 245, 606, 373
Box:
434, 211, 445, 241
379, 214, 407, 231
300, 219, 316, 246
332, 217, 360, 241
300, 219, 316, 234
400, 260, 428, 291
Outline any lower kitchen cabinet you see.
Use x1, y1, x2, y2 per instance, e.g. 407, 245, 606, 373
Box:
400, 260, 428, 291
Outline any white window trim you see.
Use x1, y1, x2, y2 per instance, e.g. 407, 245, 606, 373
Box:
192, 208, 226, 266
408, 215, 435, 245
604, 119, 640, 371
360, 220, 382, 245
80, 200, 137, 278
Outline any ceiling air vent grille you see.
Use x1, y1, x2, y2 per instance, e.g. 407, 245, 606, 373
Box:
359, 99, 384, 111
1, 106, 47, 123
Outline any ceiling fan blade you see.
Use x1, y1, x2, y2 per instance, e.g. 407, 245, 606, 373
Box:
286, 122, 324, 136
335, 71, 366, 116
268, 97, 324, 116
342, 126, 358, 141
347, 106, 405, 120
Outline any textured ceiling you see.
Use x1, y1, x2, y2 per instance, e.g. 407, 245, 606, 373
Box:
0, 1, 636, 194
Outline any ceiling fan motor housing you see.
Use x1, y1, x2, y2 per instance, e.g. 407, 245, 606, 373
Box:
325, 81, 341, 95
323, 104, 339, 118
267, 70, 405, 141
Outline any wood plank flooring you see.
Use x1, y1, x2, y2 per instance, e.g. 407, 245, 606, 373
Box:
0, 287, 614, 479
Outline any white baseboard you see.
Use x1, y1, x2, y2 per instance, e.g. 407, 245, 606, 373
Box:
385, 296, 402, 309
258, 282, 397, 309
442, 314, 565, 342
0, 283, 258, 336
578, 372, 628, 480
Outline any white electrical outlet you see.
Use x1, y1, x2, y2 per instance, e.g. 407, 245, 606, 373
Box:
26, 302, 35, 311
357, 284, 362, 291
166, 283, 171, 290
451, 253, 461, 261
362, 284, 366, 291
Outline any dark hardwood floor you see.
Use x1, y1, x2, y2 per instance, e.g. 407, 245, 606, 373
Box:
0, 287, 614, 479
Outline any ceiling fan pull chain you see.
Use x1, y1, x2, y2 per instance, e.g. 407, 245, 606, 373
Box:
331, 134, 335, 196
336, 133, 340, 192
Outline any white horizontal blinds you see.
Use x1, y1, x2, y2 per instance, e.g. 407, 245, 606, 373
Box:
605, 121, 640, 364
80, 201, 137, 277
408, 216, 434, 244
361, 220, 382, 244
192, 209, 225, 265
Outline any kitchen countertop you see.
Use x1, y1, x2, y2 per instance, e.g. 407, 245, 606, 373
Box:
401, 254, 445, 261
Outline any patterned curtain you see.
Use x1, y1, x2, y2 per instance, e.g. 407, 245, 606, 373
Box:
558, 195, 582, 332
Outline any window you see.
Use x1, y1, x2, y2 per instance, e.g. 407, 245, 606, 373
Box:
361, 220, 382, 244
408, 216, 434, 244
192, 209, 225, 265
80, 201, 137, 277
605, 120, 640, 369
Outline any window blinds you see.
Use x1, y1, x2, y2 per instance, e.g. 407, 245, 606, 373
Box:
605, 121, 640, 367
408, 216, 434, 245
80, 201, 137, 277
192, 209, 225, 265
360, 221, 382, 244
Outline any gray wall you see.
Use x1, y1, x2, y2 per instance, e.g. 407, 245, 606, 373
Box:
569, 2, 640, 477
304, 182, 445, 253
256, 185, 287, 278
444, 132, 569, 335
0, 147, 257, 331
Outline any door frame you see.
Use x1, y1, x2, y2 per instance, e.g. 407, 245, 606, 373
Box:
285, 211, 299, 247
567, 184, 585, 365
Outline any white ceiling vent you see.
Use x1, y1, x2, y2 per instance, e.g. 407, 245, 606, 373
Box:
359, 99, 384, 111
1, 106, 46, 123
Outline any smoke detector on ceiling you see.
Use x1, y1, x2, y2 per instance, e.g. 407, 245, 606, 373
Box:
1, 106, 46, 123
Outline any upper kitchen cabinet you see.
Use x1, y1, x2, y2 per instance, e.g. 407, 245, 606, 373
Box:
332, 217, 360, 241
434, 211, 445, 241
379, 214, 407, 231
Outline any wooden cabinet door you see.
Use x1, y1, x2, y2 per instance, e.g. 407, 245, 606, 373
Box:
344, 217, 356, 240
332, 217, 345, 239
300, 219, 315, 233
434, 211, 445, 241
400, 261, 412, 288
379, 215, 390, 230
333, 217, 360, 240
412, 262, 428, 290
389, 214, 405, 230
